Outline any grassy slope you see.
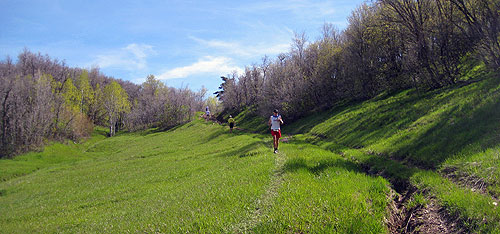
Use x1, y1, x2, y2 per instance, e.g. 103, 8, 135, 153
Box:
0, 128, 108, 182
0, 117, 390, 233
2, 65, 498, 233
282, 65, 500, 232
0, 120, 274, 233
254, 143, 389, 233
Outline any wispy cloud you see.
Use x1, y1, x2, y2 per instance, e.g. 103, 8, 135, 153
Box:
190, 36, 290, 58
238, 0, 344, 19
157, 56, 243, 80
91, 43, 155, 70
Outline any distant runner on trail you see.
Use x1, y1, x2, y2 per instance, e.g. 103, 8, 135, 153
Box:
228, 115, 235, 133
205, 106, 210, 121
268, 109, 283, 154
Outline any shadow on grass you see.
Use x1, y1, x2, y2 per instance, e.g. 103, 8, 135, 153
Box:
204, 126, 250, 142
93, 128, 109, 137
283, 157, 362, 175
362, 155, 419, 193
132, 121, 197, 136
393, 79, 500, 168
230, 107, 269, 134
317, 89, 434, 148
212, 141, 266, 158
314, 76, 500, 169
284, 101, 357, 135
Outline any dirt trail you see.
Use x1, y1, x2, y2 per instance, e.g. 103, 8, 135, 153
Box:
231, 147, 287, 233
357, 156, 464, 233
386, 187, 464, 234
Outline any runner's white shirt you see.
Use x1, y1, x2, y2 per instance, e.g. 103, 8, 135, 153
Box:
270, 115, 281, 130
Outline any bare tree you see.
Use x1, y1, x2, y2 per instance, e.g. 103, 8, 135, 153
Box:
215, 0, 490, 122
450, 0, 500, 69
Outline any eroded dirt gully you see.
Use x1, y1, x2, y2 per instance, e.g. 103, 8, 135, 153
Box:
369, 150, 500, 203
359, 159, 465, 234
274, 133, 465, 233
285, 133, 464, 233
441, 165, 500, 202
384, 183, 463, 234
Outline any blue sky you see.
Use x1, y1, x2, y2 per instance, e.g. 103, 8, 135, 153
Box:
1, 0, 365, 95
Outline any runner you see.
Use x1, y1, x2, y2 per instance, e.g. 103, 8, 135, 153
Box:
268, 109, 283, 154
205, 106, 210, 121
228, 115, 235, 133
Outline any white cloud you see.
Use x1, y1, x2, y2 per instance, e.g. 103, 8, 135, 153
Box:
157, 56, 243, 80
92, 43, 155, 70
239, 0, 341, 19
190, 36, 290, 58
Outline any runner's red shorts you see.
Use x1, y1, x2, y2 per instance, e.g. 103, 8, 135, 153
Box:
271, 129, 281, 138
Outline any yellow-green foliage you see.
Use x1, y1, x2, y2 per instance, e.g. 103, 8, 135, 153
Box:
76, 70, 95, 114
61, 78, 81, 112
103, 81, 130, 115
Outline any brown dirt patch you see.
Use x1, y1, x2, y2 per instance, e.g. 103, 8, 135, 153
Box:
403, 200, 463, 234
441, 166, 499, 200
386, 187, 464, 234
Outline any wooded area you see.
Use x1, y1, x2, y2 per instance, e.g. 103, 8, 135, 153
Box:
1, 0, 498, 158
215, 0, 499, 120
0, 50, 207, 157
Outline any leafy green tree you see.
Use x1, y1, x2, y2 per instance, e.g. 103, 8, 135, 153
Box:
143, 74, 166, 96
88, 83, 105, 124
103, 81, 130, 136
206, 96, 220, 114
61, 78, 81, 112
76, 70, 94, 114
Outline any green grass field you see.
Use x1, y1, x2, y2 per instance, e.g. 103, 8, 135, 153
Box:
1, 121, 273, 233
0, 118, 391, 233
253, 143, 389, 233
2, 65, 500, 233
229, 64, 500, 233
288, 66, 500, 233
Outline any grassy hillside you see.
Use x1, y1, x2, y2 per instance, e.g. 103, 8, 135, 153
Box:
219, 65, 500, 232
2, 65, 499, 233
0, 128, 107, 182
253, 143, 389, 233
0, 117, 391, 233
284, 66, 500, 232
1, 121, 273, 233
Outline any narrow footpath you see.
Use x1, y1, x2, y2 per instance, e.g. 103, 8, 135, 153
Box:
231, 145, 287, 233
211, 117, 465, 233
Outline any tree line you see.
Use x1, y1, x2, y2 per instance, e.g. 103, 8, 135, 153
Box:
215, 0, 500, 121
0, 49, 206, 158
